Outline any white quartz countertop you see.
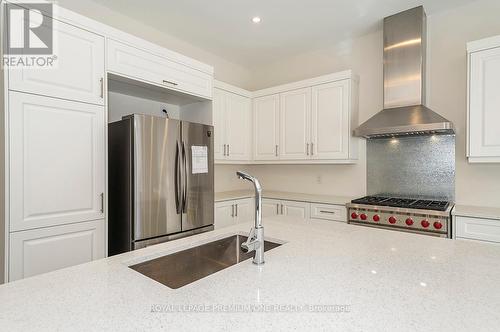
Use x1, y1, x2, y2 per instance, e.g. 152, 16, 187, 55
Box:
215, 190, 353, 206
452, 204, 500, 221
2, 217, 500, 331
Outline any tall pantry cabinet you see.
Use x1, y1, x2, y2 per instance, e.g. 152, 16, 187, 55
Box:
4, 7, 106, 281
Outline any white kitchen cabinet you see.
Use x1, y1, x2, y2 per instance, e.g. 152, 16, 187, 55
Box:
9, 92, 105, 232
215, 198, 254, 229
262, 199, 310, 219
9, 219, 105, 281
253, 94, 280, 160
262, 199, 281, 218
235, 199, 255, 223
467, 36, 500, 163
454, 216, 500, 243
213, 87, 252, 161
280, 88, 311, 160
215, 201, 235, 229
9, 16, 105, 105
107, 39, 213, 99
213, 88, 226, 160
282, 200, 310, 218
253, 71, 358, 163
311, 80, 350, 159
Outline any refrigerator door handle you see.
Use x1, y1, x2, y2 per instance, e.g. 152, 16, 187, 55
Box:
182, 142, 188, 213
174, 141, 181, 214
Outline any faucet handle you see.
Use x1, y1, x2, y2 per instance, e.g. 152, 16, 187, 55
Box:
247, 227, 256, 241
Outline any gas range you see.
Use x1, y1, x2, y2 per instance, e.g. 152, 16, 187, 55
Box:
346, 196, 454, 238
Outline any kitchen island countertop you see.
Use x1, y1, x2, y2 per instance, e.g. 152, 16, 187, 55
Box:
1, 217, 500, 331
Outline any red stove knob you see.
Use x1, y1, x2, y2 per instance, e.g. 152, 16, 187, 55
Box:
360, 213, 367, 220
373, 214, 380, 222
405, 218, 414, 226
389, 216, 397, 224
421, 220, 430, 228
351, 212, 358, 219
433, 221, 443, 230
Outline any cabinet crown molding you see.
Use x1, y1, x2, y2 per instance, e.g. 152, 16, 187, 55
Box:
252, 70, 358, 98
467, 34, 500, 53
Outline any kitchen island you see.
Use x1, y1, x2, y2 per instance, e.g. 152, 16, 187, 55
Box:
1, 217, 500, 331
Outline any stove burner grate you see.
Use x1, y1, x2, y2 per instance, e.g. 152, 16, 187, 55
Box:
351, 196, 450, 211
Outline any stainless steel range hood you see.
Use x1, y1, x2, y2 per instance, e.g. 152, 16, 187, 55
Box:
354, 6, 454, 138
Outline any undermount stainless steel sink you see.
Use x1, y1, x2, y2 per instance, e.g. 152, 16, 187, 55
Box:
129, 235, 282, 289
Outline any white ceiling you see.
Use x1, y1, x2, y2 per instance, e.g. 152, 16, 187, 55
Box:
89, 0, 477, 68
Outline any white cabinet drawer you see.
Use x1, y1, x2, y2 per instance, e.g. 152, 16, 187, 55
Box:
455, 216, 500, 243
310, 203, 347, 222
9, 219, 105, 281
9, 15, 105, 105
107, 39, 212, 99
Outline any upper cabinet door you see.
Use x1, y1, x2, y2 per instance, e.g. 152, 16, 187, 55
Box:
9, 16, 105, 105
280, 88, 311, 160
254, 95, 280, 160
9, 92, 105, 232
107, 39, 213, 99
213, 88, 226, 160
225, 93, 252, 161
468, 46, 500, 161
311, 80, 350, 159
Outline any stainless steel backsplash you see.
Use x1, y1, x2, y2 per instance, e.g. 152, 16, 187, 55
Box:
367, 135, 455, 200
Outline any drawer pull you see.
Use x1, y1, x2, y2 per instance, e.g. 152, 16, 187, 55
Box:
162, 80, 179, 86
319, 210, 336, 214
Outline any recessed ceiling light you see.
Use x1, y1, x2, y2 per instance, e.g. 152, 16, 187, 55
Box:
252, 16, 261, 24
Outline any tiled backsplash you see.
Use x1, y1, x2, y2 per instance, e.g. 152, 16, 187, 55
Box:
367, 135, 455, 200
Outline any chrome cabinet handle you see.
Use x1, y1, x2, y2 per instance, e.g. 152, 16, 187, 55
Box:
99, 77, 104, 98
320, 210, 336, 214
311, 142, 314, 156
281, 204, 284, 215
100, 193, 104, 213
306, 143, 309, 156
227, 144, 230, 156
231, 204, 234, 217
275, 145, 278, 157
162, 80, 178, 86
276, 204, 279, 215
223, 144, 226, 156
235, 204, 238, 217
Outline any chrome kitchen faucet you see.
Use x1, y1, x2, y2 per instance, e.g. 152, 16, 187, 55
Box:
236, 171, 264, 265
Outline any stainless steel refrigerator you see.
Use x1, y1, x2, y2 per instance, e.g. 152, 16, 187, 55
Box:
108, 114, 214, 255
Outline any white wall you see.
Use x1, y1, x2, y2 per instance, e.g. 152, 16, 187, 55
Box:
243, 0, 500, 207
